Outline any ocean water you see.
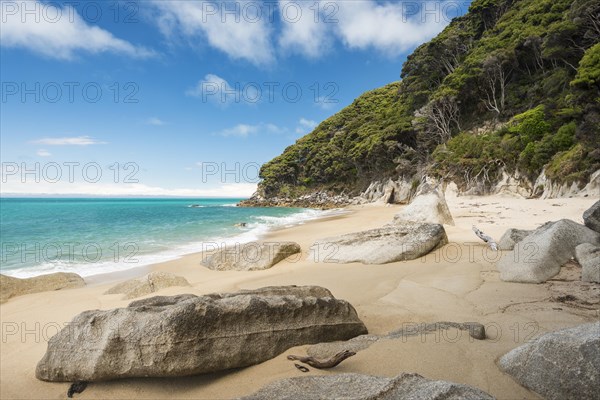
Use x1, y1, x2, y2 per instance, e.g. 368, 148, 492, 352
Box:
0, 198, 336, 278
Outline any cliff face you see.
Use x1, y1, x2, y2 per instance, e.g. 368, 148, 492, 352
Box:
244, 0, 600, 206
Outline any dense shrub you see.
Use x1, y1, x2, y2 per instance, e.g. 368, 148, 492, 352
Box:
258, 0, 599, 198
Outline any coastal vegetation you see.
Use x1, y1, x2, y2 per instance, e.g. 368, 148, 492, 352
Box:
257, 0, 600, 198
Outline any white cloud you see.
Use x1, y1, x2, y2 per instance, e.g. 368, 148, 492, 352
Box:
0, 181, 257, 198
299, 118, 317, 129
278, 0, 332, 58
0, 0, 154, 60
276, 0, 450, 59
295, 118, 318, 134
187, 74, 263, 106
2, 1, 451, 63
334, 1, 448, 56
151, 0, 274, 66
36, 149, 51, 157
216, 120, 319, 138
30, 136, 107, 146
264, 124, 286, 134
315, 96, 336, 110
216, 122, 286, 138
0, 161, 256, 197
187, 74, 236, 104
147, 1, 450, 65
147, 117, 165, 126
187, 74, 231, 97
217, 124, 259, 138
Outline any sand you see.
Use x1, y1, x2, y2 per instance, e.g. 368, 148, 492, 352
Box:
1, 193, 598, 399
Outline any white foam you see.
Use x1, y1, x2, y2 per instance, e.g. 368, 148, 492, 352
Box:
252, 208, 342, 227
3, 250, 188, 279
2, 208, 348, 279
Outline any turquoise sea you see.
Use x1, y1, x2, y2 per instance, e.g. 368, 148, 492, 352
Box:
0, 198, 334, 278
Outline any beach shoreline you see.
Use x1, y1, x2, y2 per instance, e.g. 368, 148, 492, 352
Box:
0, 198, 348, 282
1, 194, 598, 399
84, 206, 353, 287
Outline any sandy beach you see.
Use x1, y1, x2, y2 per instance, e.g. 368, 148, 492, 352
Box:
1, 193, 598, 399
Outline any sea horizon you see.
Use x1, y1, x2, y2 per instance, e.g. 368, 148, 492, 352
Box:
0, 195, 250, 199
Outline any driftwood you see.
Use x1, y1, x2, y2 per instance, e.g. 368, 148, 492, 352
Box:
67, 381, 88, 398
472, 226, 498, 251
294, 363, 309, 372
287, 350, 356, 369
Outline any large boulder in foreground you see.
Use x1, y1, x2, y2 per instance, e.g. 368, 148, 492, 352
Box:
498, 322, 600, 400
497, 228, 533, 251
104, 271, 190, 299
202, 241, 301, 271
240, 372, 495, 400
575, 243, 600, 283
36, 285, 367, 382
0, 273, 85, 303
497, 219, 600, 283
583, 200, 600, 233
393, 186, 454, 225
309, 222, 448, 264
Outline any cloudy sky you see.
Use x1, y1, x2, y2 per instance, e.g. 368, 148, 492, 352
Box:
0, 0, 469, 196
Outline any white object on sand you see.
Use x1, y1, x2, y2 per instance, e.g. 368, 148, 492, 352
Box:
472, 226, 498, 251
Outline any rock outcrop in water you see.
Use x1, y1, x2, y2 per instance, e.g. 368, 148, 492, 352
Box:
0, 273, 85, 303
240, 372, 495, 400
239, 191, 353, 208
36, 285, 367, 382
499, 322, 600, 400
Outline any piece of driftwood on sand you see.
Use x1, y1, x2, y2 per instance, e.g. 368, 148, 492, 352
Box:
472, 226, 498, 251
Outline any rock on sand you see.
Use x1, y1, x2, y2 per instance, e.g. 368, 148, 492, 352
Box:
36, 285, 367, 382
0, 273, 85, 303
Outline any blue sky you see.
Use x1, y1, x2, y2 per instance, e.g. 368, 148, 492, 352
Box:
0, 0, 470, 197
